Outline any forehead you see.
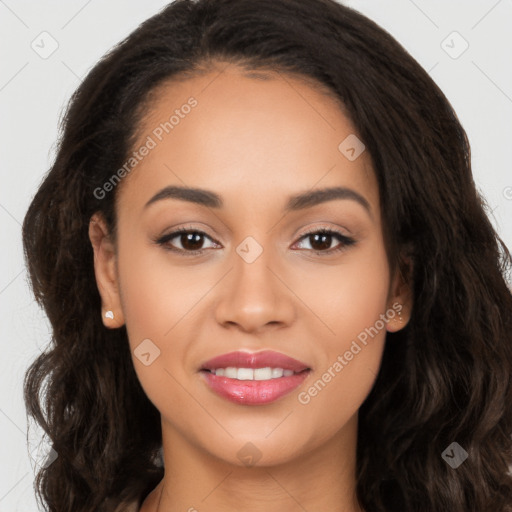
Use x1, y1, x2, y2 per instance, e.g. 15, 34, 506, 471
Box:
117, 65, 378, 216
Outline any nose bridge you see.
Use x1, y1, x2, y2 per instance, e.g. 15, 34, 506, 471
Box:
232, 232, 278, 304
214, 231, 294, 331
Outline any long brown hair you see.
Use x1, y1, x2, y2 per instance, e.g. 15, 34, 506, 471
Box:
22, 0, 512, 510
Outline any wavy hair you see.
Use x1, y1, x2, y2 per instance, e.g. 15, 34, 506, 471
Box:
22, 0, 512, 510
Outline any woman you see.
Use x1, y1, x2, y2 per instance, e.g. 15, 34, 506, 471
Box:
22, 0, 512, 511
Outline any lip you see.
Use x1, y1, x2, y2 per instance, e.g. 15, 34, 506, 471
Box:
200, 350, 310, 372
199, 350, 311, 405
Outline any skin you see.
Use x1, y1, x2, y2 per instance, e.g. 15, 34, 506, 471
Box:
89, 63, 412, 512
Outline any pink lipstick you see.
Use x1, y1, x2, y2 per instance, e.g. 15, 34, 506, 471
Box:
199, 350, 311, 405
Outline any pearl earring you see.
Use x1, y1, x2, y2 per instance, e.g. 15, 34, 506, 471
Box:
105, 310, 114, 320
398, 307, 403, 322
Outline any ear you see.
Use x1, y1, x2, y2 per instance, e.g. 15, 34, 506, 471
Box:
386, 254, 413, 333
89, 212, 125, 328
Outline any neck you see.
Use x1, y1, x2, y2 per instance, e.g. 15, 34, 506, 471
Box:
144, 413, 364, 512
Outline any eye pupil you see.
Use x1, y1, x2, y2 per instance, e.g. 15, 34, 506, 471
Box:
310, 233, 332, 251
181, 232, 203, 251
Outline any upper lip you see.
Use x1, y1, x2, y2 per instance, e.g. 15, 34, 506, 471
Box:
200, 350, 310, 372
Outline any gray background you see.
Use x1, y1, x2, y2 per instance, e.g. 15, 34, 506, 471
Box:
1, 0, 511, 510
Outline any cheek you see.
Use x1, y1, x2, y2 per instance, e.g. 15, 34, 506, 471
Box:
295, 313, 388, 452
297, 235, 391, 345
330, 239, 391, 380
117, 233, 207, 343
296, 338, 385, 454
294, 239, 390, 426
116, 234, 216, 405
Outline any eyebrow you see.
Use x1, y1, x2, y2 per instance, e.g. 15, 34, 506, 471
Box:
144, 185, 372, 217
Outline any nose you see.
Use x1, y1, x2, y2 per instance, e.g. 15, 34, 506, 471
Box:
214, 239, 296, 334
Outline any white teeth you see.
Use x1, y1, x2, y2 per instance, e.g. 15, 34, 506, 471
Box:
224, 367, 238, 378
212, 367, 298, 380
237, 368, 254, 380
254, 367, 272, 380
271, 368, 284, 378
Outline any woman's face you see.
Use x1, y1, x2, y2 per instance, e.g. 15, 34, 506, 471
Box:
91, 64, 410, 467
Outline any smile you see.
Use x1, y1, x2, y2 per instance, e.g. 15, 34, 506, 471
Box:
207, 367, 297, 379
199, 350, 311, 405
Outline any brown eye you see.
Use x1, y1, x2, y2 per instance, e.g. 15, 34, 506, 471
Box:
156, 228, 218, 255
177, 231, 205, 251
294, 229, 356, 255
155, 227, 355, 257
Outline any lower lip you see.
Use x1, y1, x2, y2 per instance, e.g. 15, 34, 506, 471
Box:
200, 370, 310, 405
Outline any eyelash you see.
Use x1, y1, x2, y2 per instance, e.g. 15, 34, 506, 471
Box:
154, 225, 356, 257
